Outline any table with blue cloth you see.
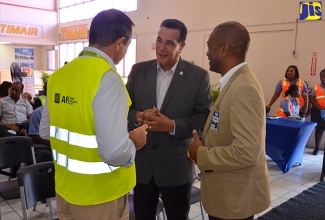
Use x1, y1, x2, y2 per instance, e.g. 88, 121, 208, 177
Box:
266, 118, 317, 173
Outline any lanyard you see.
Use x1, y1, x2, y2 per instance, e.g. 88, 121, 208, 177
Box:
78, 50, 107, 63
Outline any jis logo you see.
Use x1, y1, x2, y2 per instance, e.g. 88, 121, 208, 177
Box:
300, 2, 322, 20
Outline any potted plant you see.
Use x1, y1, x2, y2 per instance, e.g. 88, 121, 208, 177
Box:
211, 84, 220, 104
40, 72, 50, 84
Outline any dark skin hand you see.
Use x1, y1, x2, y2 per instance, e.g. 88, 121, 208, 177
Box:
6, 123, 20, 131
188, 130, 202, 163
29, 135, 51, 147
136, 107, 174, 132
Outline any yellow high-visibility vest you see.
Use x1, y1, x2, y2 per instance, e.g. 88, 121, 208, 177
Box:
38, 95, 46, 105
48, 53, 135, 205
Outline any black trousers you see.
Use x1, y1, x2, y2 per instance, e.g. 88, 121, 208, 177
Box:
209, 215, 254, 220
133, 177, 191, 220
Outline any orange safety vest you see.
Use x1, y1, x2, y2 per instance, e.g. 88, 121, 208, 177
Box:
314, 84, 325, 109
281, 78, 305, 107
276, 97, 300, 118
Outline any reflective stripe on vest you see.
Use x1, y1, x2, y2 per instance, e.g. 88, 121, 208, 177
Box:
316, 95, 325, 100
52, 149, 119, 175
50, 126, 97, 149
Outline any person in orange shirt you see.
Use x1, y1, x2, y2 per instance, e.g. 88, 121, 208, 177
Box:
309, 69, 325, 158
276, 84, 308, 118
266, 65, 308, 114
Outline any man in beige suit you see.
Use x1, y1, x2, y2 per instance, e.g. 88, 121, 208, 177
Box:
188, 21, 271, 220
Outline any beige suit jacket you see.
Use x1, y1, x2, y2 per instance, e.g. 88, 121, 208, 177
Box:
197, 64, 271, 219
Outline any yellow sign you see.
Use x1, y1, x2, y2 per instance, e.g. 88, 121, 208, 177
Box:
0, 22, 43, 38
299, 2, 322, 20
60, 24, 88, 41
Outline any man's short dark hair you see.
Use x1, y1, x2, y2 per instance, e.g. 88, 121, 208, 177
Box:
13, 81, 24, 91
160, 19, 187, 43
213, 21, 250, 60
89, 9, 134, 47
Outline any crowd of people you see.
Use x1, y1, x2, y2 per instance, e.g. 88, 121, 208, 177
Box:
0, 8, 325, 220
264, 65, 325, 182
0, 79, 52, 179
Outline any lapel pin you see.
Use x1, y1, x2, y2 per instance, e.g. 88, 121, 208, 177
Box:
180, 71, 183, 75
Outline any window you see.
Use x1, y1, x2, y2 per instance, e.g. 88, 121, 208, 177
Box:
116, 38, 136, 83
47, 50, 56, 70
59, 42, 86, 67
59, 38, 136, 81
59, 44, 68, 67
59, 0, 137, 23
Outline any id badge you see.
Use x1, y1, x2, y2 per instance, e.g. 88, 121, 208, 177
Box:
211, 110, 220, 131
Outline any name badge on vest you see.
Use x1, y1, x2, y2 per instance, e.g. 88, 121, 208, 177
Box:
211, 110, 220, 131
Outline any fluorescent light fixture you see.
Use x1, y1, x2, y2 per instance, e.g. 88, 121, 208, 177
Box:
0, 42, 12, 44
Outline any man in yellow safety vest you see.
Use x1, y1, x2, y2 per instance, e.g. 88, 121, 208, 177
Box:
40, 9, 148, 220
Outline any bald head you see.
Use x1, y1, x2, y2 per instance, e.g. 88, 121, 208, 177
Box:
212, 21, 250, 60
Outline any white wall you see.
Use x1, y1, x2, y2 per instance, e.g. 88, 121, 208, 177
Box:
128, 0, 325, 149
0, 1, 57, 70
0, 0, 56, 11
1, 0, 324, 148
130, 0, 325, 110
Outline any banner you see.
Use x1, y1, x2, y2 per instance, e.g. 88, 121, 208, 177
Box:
15, 48, 35, 96
0, 21, 43, 38
60, 24, 88, 41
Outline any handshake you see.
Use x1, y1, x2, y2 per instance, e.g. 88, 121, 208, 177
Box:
321, 110, 325, 120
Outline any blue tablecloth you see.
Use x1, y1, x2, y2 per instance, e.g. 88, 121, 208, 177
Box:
266, 118, 317, 173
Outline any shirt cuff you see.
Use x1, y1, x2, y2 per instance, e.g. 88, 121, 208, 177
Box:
123, 145, 136, 167
169, 120, 176, 136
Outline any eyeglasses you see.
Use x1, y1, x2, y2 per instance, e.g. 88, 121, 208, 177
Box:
139, 105, 145, 126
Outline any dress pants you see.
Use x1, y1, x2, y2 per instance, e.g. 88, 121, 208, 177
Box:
134, 177, 191, 220
56, 193, 129, 220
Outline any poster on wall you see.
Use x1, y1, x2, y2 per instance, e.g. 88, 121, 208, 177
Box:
14, 48, 35, 96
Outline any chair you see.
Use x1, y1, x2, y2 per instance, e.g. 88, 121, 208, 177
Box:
17, 161, 56, 220
128, 191, 166, 220
0, 136, 34, 220
191, 165, 206, 220
0, 124, 8, 135
21, 120, 53, 164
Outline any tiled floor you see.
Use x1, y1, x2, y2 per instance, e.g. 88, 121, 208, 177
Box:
1, 147, 323, 220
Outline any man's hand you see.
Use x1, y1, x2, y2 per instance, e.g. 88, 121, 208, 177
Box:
6, 123, 19, 131
188, 130, 202, 163
144, 107, 174, 132
129, 124, 148, 150
136, 111, 145, 126
302, 92, 309, 101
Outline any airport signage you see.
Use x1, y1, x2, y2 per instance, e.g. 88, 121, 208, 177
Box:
60, 24, 88, 41
0, 21, 43, 38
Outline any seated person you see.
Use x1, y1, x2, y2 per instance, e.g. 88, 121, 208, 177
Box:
276, 84, 309, 118
22, 92, 34, 108
0, 82, 33, 177
28, 106, 52, 163
0, 81, 12, 98
33, 81, 47, 110
0, 82, 33, 136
